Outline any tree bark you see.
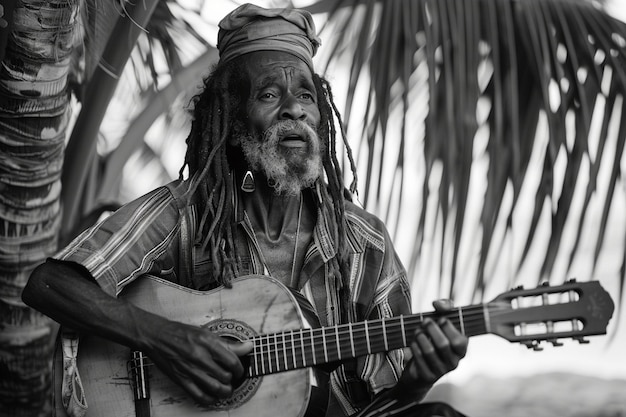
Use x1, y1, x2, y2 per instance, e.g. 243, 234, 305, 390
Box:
0, 0, 80, 415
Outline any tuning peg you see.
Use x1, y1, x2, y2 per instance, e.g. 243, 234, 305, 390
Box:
522, 340, 543, 351
547, 338, 563, 347
575, 337, 590, 344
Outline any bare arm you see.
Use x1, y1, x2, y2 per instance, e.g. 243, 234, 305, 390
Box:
22, 260, 252, 405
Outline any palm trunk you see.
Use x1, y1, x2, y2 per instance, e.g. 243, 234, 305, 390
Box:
0, 0, 80, 414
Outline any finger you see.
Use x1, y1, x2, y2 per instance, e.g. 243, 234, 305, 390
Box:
160, 360, 231, 405
227, 339, 254, 356
184, 364, 235, 399
432, 299, 454, 311
408, 335, 438, 383
180, 379, 218, 405
440, 318, 469, 358
416, 323, 449, 376
425, 318, 466, 372
198, 336, 247, 379
224, 340, 254, 378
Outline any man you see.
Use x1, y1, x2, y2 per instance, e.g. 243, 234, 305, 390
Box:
22, 4, 468, 416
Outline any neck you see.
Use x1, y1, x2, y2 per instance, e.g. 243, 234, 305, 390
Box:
243, 177, 306, 240
241, 174, 316, 287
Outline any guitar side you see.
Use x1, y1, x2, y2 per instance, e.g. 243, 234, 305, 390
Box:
53, 275, 325, 417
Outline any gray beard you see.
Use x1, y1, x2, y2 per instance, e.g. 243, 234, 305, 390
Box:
239, 120, 323, 196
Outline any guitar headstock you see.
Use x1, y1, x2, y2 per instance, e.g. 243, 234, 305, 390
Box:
486, 280, 615, 350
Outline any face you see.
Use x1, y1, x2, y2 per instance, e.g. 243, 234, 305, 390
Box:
234, 51, 323, 195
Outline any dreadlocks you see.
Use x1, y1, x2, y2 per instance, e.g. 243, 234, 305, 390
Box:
179, 56, 358, 290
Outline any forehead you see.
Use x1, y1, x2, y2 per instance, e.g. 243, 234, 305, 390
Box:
243, 51, 315, 88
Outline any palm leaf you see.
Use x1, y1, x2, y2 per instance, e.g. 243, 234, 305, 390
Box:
315, 0, 626, 301
60, 0, 213, 239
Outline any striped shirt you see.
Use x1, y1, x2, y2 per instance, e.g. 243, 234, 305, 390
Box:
55, 179, 417, 416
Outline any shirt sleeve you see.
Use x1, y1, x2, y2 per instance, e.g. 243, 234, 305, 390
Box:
53, 184, 182, 297
357, 232, 412, 395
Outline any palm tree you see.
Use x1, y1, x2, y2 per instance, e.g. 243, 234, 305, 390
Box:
1, 0, 625, 415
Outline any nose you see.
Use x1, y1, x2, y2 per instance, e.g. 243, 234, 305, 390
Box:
279, 94, 306, 121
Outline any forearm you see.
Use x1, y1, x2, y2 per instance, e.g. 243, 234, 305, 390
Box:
22, 260, 164, 351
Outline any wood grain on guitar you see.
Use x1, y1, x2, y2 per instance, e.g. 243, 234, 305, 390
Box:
53, 275, 614, 417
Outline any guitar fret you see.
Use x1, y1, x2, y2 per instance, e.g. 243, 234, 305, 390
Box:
365, 321, 371, 354
252, 341, 258, 377
274, 335, 280, 371
290, 330, 297, 370
300, 330, 306, 367
310, 328, 316, 365
261, 335, 267, 375
322, 329, 328, 363
458, 307, 465, 335
335, 325, 342, 361
382, 317, 388, 351
282, 332, 288, 371
348, 322, 356, 357
269, 335, 275, 374
483, 304, 491, 333
400, 316, 407, 347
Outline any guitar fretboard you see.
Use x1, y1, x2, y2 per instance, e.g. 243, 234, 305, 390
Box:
248, 305, 489, 377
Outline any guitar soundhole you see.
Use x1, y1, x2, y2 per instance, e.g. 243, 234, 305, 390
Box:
202, 319, 261, 410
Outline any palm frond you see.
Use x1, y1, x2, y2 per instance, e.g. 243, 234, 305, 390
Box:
316, 0, 626, 302
60, 0, 215, 238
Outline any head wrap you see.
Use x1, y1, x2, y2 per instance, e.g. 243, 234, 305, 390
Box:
217, 3, 321, 71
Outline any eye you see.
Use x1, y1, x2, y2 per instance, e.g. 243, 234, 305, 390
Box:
299, 92, 315, 102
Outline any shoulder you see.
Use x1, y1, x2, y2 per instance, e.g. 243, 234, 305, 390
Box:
84, 180, 188, 232
344, 201, 390, 253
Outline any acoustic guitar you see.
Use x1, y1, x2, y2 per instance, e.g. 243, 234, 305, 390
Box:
52, 274, 614, 417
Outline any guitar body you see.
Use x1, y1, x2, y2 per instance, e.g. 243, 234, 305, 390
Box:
53, 275, 329, 417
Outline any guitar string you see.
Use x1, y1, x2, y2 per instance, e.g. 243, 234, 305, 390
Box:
130, 306, 563, 376
247, 304, 578, 375
131, 294, 584, 375
250, 298, 571, 352
250, 306, 491, 345
250, 309, 491, 350
247, 307, 495, 374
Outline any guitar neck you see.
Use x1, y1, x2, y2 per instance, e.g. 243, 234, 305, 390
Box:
248, 305, 487, 377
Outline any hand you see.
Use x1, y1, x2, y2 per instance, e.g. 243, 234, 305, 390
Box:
144, 320, 253, 405
400, 299, 468, 391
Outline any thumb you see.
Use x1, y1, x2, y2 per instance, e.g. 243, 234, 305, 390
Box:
432, 299, 454, 311
225, 339, 254, 356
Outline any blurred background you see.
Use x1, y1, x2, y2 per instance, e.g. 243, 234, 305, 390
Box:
1, 0, 626, 415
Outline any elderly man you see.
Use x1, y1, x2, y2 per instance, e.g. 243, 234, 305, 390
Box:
23, 4, 468, 417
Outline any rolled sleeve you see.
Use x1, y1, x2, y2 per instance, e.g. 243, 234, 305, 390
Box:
54, 185, 182, 296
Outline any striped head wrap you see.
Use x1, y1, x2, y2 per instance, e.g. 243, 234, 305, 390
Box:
217, 3, 321, 71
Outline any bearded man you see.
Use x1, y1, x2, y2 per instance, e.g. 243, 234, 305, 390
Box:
23, 4, 468, 417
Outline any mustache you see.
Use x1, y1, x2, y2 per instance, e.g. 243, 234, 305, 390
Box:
262, 120, 319, 143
